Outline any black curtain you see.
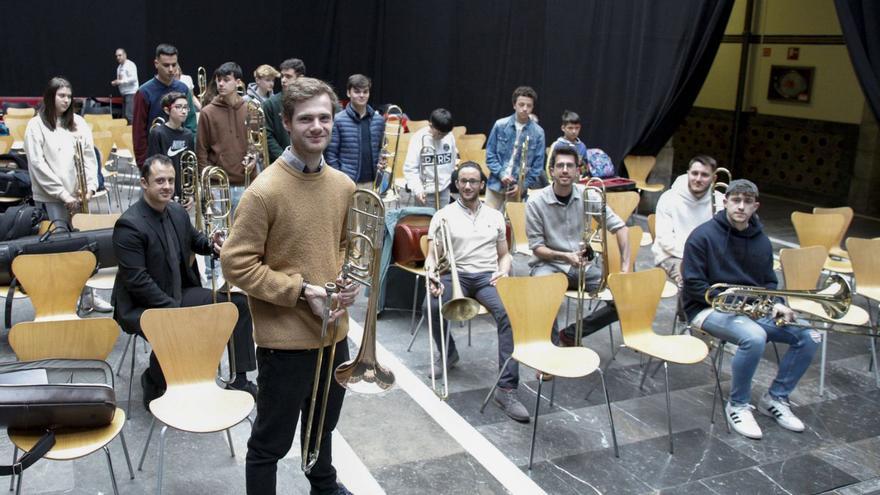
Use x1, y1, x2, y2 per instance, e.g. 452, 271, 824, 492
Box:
1, 0, 732, 167
835, 0, 880, 121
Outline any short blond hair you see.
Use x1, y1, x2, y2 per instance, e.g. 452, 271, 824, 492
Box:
281, 77, 339, 121
254, 64, 280, 80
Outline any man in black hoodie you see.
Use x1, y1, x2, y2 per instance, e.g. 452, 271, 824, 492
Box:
682, 179, 820, 441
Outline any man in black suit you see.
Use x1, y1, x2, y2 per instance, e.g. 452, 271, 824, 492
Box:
111, 154, 257, 408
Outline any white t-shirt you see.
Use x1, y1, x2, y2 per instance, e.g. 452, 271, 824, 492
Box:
116, 60, 139, 95
428, 200, 505, 274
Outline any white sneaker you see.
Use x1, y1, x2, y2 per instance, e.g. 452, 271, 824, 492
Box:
83, 292, 114, 313
725, 402, 763, 439
758, 394, 805, 432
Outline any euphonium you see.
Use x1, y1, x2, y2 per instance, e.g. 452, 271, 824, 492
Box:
73, 137, 89, 214
374, 105, 403, 198
574, 177, 608, 343
711, 167, 732, 214
419, 133, 440, 211
244, 99, 268, 188
180, 150, 202, 232
302, 190, 395, 474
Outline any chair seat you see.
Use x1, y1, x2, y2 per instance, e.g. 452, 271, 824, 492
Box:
513, 341, 601, 378
86, 266, 118, 291
635, 181, 664, 193
829, 246, 848, 259
0, 285, 28, 299
856, 286, 880, 304
824, 257, 853, 274
661, 280, 678, 299
0, 196, 24, 203
393, 262, 425, 277
149, 384, 253, 433
565, 288, 613, 302
10, 407, 126, 461
789, 298, 870, 326
626, 333, 708, 365
640, 231, 652, 247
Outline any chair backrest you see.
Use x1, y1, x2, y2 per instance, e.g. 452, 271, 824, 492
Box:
605, 191, 640, 223
451, 126, 467, 138
92, 130, 113, 167
72, 212, 121, 231
791, 211, 845, 251
408, 120, 429, 132
779, 245, 827, 290
140, 303, 239, 387
505, 202, 528, 250
459, 148, 487, 168
647, 213, 656, 241
5, 107, 35, 117
623, 155, 657, 183
458, 133, 486, 150
119, 132, 134, 154
0, 135, 12, 154
847, 237, 880, 291
5, 116, 29, 141
10, 317, 119, 360
12, 251, 96, 320
110, 125, 132, 150
602, 225, 642, 274
419, 235, 429, 258
496, 273, 567, 348
84, 114, 113, 127
607, 268, 665, 342
813, 206, 853, 250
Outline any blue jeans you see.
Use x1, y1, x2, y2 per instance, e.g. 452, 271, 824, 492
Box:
700, 311, 820, 406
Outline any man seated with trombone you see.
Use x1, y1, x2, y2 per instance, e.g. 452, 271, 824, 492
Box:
221, 77, 359, 495
682, 179, 820, 440
424, 162, 531, 422
526, 146, 630, 348
111, 154, 257, 410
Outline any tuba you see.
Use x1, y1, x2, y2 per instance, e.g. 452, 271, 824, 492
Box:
419, 133, 441, 211
73, 137, 89, 214
302, 190, 395, 473
573, 177, 608, 343
711, 167, 732, 214
374, 105, 403, 199
244, 99, 268, 187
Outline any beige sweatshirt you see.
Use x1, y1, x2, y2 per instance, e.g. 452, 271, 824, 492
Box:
23, 114, 98, 204
221, 158, 355, 349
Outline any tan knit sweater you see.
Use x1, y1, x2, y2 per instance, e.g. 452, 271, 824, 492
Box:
221, 158, 355, 349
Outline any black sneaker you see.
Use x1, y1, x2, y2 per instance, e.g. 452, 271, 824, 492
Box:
140, 371, 164, 412
226, 377, 258, 399
310, 481, 353, 495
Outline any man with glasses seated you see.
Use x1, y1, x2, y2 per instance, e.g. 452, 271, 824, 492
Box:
424, 163, 529, 422
525, 146, 630, 348
682, 179, 820, 440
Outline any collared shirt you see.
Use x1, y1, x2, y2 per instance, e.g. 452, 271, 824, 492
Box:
281, 146, 324, 174
525, 183, 625, 273
428, 199, 505, 274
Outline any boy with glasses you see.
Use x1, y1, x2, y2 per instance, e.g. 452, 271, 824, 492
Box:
148, 92, 195, 205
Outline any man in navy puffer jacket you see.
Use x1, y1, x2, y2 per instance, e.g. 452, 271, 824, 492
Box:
326, 74, 384, 187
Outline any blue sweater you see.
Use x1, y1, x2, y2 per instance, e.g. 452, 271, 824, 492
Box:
681, 210, 778, 322
326, 104, 385, 182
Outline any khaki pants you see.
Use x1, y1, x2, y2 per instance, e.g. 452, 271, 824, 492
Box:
659, 257, 683, 288
485, 188, 506, 211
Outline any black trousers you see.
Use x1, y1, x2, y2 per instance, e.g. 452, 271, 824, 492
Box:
246, 340, 349, 495
143, 286, 257, 389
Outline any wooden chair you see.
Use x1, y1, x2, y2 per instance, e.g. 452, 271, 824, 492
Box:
451, 126, 467, 139
780, 246, 873, 396
846, 237, 880, 387
459, 148, 487, 167
72, 213, 121, 307
457, 133, 486, 150
814, 206, 853, 259
137, 303, 254, 494
623, 155, 664, 193
480, 273, 618, 469
605, 191, 640, 223
644, 213, 656, 247
84, 113, 113, 128
5, 116, 30, 142
12, 251, 96, 321
5, 107, 35, 117
607, 268, 708, 454
7, 317, 133, 495
407, 120, 429, 132
90, 131, 115, 213
0, 135, 13, 154
505, 202, 531, 256
791, 211, 852, 274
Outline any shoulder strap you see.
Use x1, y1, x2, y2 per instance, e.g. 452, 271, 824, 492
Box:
0, 431, 55, 476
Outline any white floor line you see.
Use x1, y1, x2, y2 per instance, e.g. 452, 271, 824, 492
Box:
333, 433, 386, 495
347, 320, 547, 495
768, 235, 800, 248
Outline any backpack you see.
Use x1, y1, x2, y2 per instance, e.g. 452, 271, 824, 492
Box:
586, 148, 616, 178
0, 205, 46, 241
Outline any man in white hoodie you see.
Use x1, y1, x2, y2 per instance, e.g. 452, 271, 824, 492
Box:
403, 108, 457, 209
652, 155, 722, 287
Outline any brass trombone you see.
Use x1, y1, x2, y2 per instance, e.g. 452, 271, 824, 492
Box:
500, 134, 529, 213
375, 105, 403, 199
711, 167, 731, 214
573, 178, 608, 343
180, 150, 203, 232
302, 190, 395, 474
150, 116, 165, 131
244, 99, 268, 187
197, 66, 208, 105
73, 137, 89, 214
419, 133, 441, 211
707, 275, 878, 337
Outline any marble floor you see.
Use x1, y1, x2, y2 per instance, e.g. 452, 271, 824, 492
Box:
1, 193, 879, 495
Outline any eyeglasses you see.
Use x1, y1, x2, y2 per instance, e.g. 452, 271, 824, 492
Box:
171, 104, 189, 110
457, 179, 481, 186
554, 163, 578, 170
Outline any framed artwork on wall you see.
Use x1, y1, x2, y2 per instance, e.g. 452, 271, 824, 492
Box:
767, 66, 814, 103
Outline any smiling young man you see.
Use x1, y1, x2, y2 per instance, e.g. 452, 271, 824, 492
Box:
221, 77, 358, 495
652, 155, 723, 287
132, 44, 197, 167
262, 58, 306, 162
682, 179, 820, 441
111, 154, 257, 409
526, 146, 630, 347
326, 74, 385, 187
485, 85, 546, 210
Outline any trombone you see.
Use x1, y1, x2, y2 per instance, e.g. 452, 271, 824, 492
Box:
419, 133, 441, 211
197, 66, 207, 105
375, 105, 403, 199
425, 218, 481, 399
150, 116, 165, 131
73, 137, 90, 214
500, 134, 529, 213
711, 167, 731, 214
574, 177, 608, 344
244, 99, 268, 188
302, 190, 395, 473
180, 150, 203, 232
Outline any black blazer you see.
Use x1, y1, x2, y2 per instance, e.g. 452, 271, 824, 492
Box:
111, 199, 213, 334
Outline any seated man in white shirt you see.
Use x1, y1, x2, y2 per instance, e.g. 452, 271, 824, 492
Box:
403, 108, 457, 209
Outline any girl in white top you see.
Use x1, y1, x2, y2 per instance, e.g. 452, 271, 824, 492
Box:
24, 77, 98, 225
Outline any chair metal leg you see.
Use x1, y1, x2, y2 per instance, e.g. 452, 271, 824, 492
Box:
103, 445, 120, 495
119, 431, 135, 479
468, 320, 472, 347
663, 362, 673, 455
13, 470, 21, 495
597, 369, 619, 457
138, 418, 157, 471
608, 322, 615, 360
480, 357, 512, 413
406, 316, 424, 352
9, 446, 18, 491
819, 329, 828, 397
225, 428, 235, 457
127, 335, 137, 420
157, 425, 168, 495
527, 377, 543, 471
115, 334, 134, 376
585, 345, 622, 400
408, 274, 420, 335
709, 343, 731, 434
870, 333, 880, 388
549, 378, 556, 408
639, 357, 653, 390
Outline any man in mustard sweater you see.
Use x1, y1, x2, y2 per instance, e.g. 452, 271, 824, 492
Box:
221, 78, 358, 495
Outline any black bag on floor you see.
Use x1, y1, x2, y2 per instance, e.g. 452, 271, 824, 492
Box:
0, 169, 31, 199
0, 206, 46, 241
0, 359, 116, 476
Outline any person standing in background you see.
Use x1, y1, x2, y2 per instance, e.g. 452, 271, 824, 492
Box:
111, 48, 139, 123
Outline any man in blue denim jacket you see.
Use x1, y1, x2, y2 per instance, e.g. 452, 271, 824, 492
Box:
485, 86, 546, 211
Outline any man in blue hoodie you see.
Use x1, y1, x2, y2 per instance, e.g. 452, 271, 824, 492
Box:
682, 179, 820, 441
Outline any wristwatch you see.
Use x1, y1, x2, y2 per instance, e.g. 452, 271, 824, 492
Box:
298, 280, 310, 302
